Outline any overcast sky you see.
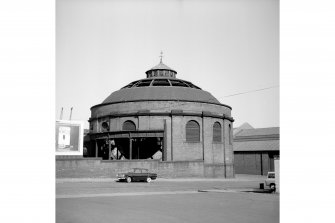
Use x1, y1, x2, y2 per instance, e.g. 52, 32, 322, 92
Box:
56, 0, 279, 129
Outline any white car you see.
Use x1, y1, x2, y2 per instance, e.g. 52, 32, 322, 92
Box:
265, 172, 276, 190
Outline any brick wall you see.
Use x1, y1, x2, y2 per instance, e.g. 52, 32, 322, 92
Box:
171, 116, 203, 161
56, 158, 234, 178
158, 161, 205, 178
87, 100, 235, 177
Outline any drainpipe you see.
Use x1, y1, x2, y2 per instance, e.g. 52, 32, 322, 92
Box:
170, 114, 173, 161
223, 117, 226, 178
108, 136, 111, 160
129, 133, 132, 160
163, 119, 167, 161
202, 113, 205, 161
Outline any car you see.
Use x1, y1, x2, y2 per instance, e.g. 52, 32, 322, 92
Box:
265, 172, 276, 190
117, 168, 157, 183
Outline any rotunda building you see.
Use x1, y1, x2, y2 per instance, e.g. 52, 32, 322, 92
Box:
88, 58, 235, 178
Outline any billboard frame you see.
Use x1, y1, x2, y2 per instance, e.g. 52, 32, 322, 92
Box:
55, 120, 84, 156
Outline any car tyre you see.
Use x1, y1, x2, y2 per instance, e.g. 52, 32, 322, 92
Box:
126, 177, 132, 183
146, 177, 151, 183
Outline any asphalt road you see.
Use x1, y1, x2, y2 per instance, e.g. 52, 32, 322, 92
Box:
56, 177, 279, 223
56, 176, 267, 196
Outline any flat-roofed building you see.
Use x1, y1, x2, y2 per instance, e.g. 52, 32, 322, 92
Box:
234, 124, 279, 175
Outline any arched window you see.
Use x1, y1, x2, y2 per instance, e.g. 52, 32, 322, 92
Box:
123, 120, 136, 131
213, 122, 222, 142
186, 120, 200, 142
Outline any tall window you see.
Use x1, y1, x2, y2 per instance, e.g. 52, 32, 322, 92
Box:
186, 120, 200, 142
123, 120, 136, 131
213, 122, 222, 142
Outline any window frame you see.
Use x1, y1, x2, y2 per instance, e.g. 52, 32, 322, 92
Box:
228, 124, 232, 145
185, 120, 200, 142
213, 122, 222, 142
122, 120, 136, 131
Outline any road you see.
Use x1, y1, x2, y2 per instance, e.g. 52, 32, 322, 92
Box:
56, 176, 279, 223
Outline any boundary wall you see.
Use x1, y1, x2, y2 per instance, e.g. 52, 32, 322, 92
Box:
56, 157, 234, 178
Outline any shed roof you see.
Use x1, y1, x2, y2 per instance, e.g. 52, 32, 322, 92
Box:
234, 140, 279, 151
234, 127, 279, 137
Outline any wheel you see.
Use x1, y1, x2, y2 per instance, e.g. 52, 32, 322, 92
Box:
270, 184, 276, 190
146, 177, 152, 183
126, 177, 132, 183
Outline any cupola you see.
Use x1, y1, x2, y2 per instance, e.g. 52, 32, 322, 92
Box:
145, 52, 177, 78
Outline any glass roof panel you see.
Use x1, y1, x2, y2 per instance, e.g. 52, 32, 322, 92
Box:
152, 79, 171, 86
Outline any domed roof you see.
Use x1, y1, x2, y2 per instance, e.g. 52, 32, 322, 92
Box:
92, 57, 228, 108
99, 81, 221, 106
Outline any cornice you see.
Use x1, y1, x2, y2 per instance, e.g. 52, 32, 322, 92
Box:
89, 111, 234, 122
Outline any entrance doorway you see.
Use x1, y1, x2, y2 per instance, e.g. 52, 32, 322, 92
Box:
90, 131, 165, 161
114, 137, 163, 160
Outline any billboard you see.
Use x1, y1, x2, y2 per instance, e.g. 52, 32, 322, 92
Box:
56, 120, 84, 155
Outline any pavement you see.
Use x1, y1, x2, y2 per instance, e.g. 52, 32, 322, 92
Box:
56, 174, 279, 223
56, 174, 267, 183
56, 175, 270, 196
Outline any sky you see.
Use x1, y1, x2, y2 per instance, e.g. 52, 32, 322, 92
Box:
56, 0, 279, 129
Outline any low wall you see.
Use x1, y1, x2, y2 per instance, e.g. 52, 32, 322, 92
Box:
158, 160, 205, 178
56, 158, 159, 178
56, 157, 234, 178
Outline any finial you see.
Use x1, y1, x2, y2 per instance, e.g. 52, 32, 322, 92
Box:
159, 51, 163, 63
